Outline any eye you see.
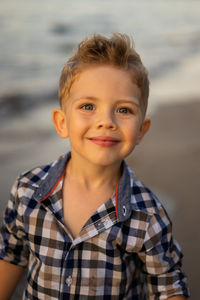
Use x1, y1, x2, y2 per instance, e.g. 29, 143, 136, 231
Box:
117, 107, 132, 114
81, 104, 95, 111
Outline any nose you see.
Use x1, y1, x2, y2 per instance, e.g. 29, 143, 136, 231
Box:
96, 110, 117, 130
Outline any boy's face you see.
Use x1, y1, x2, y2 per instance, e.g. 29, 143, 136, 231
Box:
53, 66, 150, 168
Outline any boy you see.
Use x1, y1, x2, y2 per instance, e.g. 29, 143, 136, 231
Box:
0, 34, 189, 299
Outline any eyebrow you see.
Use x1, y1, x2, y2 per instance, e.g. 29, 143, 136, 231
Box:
74, 96, 139, 106
117, 99, 139, 107
74, 96, 98, 102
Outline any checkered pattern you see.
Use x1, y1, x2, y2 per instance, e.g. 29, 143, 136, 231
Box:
0, 153, 189, 299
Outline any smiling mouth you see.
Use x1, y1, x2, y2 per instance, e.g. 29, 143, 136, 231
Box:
88, 136, 120, 147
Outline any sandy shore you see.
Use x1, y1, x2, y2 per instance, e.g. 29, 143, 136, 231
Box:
0, 100, 199, 299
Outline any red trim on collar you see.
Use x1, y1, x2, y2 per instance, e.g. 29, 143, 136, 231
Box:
115, 181, 119, 220
40, 170, 66, 202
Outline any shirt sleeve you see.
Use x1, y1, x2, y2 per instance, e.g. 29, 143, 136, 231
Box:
138, 207, 190, 299
0, 178, 29, 267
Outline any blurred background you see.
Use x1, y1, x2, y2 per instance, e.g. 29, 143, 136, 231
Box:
0, 0, 199, 299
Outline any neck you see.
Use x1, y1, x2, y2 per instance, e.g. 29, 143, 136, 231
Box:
66, 156, 122, 191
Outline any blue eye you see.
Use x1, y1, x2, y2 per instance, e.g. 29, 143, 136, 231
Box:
82, 104, 95, 110
117, 107, 130, 114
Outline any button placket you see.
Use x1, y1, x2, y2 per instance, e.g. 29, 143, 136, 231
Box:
63, 246, 74, 291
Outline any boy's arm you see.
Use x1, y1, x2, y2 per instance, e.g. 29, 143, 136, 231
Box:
138, 207, 189, 298
0, 178, 29, 299
0, 260, 24, 300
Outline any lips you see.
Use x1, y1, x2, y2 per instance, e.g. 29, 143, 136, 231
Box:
88, 136, 120, 147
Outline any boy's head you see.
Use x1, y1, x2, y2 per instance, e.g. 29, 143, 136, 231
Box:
58, 33, 149, 117
53, 34, 151, 167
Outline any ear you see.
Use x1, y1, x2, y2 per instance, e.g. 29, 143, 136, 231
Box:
52, 108, 69, 138
136, 118, 151, 145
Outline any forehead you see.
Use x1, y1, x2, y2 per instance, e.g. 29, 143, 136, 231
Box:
68, 65, 141, 101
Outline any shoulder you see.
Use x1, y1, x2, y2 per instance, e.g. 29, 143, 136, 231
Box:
12, 153, 69, 202
117, 161, 168, 223
127, 166, 165, 216
17, 161, 55, 189
126, 166, 172, 237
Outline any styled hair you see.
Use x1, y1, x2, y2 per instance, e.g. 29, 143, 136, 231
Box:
59, 33, 149, 115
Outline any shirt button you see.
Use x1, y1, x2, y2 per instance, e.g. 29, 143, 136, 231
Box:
66, 276, 72, 287
122, 205, 127, 216
103, 219, 109, 226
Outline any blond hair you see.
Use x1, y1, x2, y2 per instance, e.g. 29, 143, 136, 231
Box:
59, 33, 149, 116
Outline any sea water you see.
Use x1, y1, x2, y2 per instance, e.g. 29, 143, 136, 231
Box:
0, 0, 200, 114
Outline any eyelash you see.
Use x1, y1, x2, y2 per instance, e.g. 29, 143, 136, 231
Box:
80, 104, 134, 114
81, 104, 95, 111
117, 107, 133, 114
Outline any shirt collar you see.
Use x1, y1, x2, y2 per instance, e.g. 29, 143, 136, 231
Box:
34, 152, 71, 202
33, 152, 159, 221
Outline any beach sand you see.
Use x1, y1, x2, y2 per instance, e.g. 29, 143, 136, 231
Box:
0, 100, 199, 299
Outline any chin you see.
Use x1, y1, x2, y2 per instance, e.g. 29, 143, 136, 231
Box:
90, 155, 124, 168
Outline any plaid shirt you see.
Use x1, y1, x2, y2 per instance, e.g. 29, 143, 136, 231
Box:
0, 152, 189, 299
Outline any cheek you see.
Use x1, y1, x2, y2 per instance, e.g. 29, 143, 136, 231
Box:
123, 121, 140, 140
67, 114, 90, 137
